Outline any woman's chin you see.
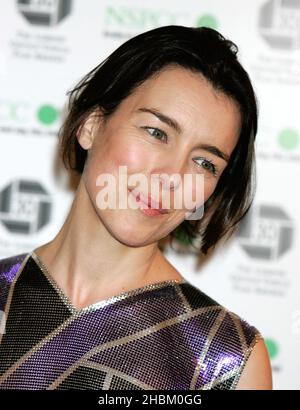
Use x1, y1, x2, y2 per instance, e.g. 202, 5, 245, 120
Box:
96, 215, 153, 246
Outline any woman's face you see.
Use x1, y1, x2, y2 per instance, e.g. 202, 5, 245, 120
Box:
78, 65, 241, 247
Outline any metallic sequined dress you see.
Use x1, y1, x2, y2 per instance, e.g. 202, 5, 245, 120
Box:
0, 251, 262, 390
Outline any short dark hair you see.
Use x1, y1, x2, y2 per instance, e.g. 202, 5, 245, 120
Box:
59, 25, 258, 255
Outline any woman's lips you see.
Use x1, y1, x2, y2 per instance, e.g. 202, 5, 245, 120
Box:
128, 188, 169, 214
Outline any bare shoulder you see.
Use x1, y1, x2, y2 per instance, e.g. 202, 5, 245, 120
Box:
235, 338, 273, 390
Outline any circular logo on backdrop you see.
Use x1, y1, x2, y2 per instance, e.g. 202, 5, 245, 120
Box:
0, 180, 52, 234
196, 14, 218, 30
17, 0, 72, 26
258, 0, 300, 49
278, 128, 300, 150
236, 205, 293, 260
37, 104, 59, 125
265, 338, 279, 360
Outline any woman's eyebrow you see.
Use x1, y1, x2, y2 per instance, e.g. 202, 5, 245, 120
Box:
194, 143, 229, 163
136, 107, 182, 134
135, 107, 230, 163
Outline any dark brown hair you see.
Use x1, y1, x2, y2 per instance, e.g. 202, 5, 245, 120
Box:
59, 25, 258, 255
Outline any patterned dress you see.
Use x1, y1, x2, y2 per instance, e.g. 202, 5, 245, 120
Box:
0, 251, 262, 390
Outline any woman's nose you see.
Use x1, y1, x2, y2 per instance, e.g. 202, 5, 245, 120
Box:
157, 154, 188, 191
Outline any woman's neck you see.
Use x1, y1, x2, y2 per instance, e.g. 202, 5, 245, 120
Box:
33, 178, 181, 309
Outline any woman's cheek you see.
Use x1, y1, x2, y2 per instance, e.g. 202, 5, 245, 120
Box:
187, 178, 217, 209
203, 179, 218, 202
109, 143, 151, 174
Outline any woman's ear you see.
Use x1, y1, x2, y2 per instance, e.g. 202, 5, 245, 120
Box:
76, 109, 103, 151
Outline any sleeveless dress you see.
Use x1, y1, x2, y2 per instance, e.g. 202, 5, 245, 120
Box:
0, 251, 262, 390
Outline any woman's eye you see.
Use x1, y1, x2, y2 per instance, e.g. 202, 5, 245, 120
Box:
193, 157, 218, 176
142, 127, 168, 142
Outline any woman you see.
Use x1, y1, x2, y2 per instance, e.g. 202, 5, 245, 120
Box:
0, 25, 272, 390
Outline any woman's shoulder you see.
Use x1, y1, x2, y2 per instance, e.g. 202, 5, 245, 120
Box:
181, 279, 262, 340
0, 251, 29, 312
0, 251, 29, 280
0, 251, 29, 264
178, 280, 268, 389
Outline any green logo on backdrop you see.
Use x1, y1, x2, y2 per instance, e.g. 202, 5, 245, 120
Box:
104, 6, 179, 28
278, 128, 299, 150
196, 15, 218, 30
37, 105, 58, 125
104, 6, 218, 31
265, 338, 279, 359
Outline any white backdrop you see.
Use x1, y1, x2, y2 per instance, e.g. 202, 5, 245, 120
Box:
0, 0, 299, 390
